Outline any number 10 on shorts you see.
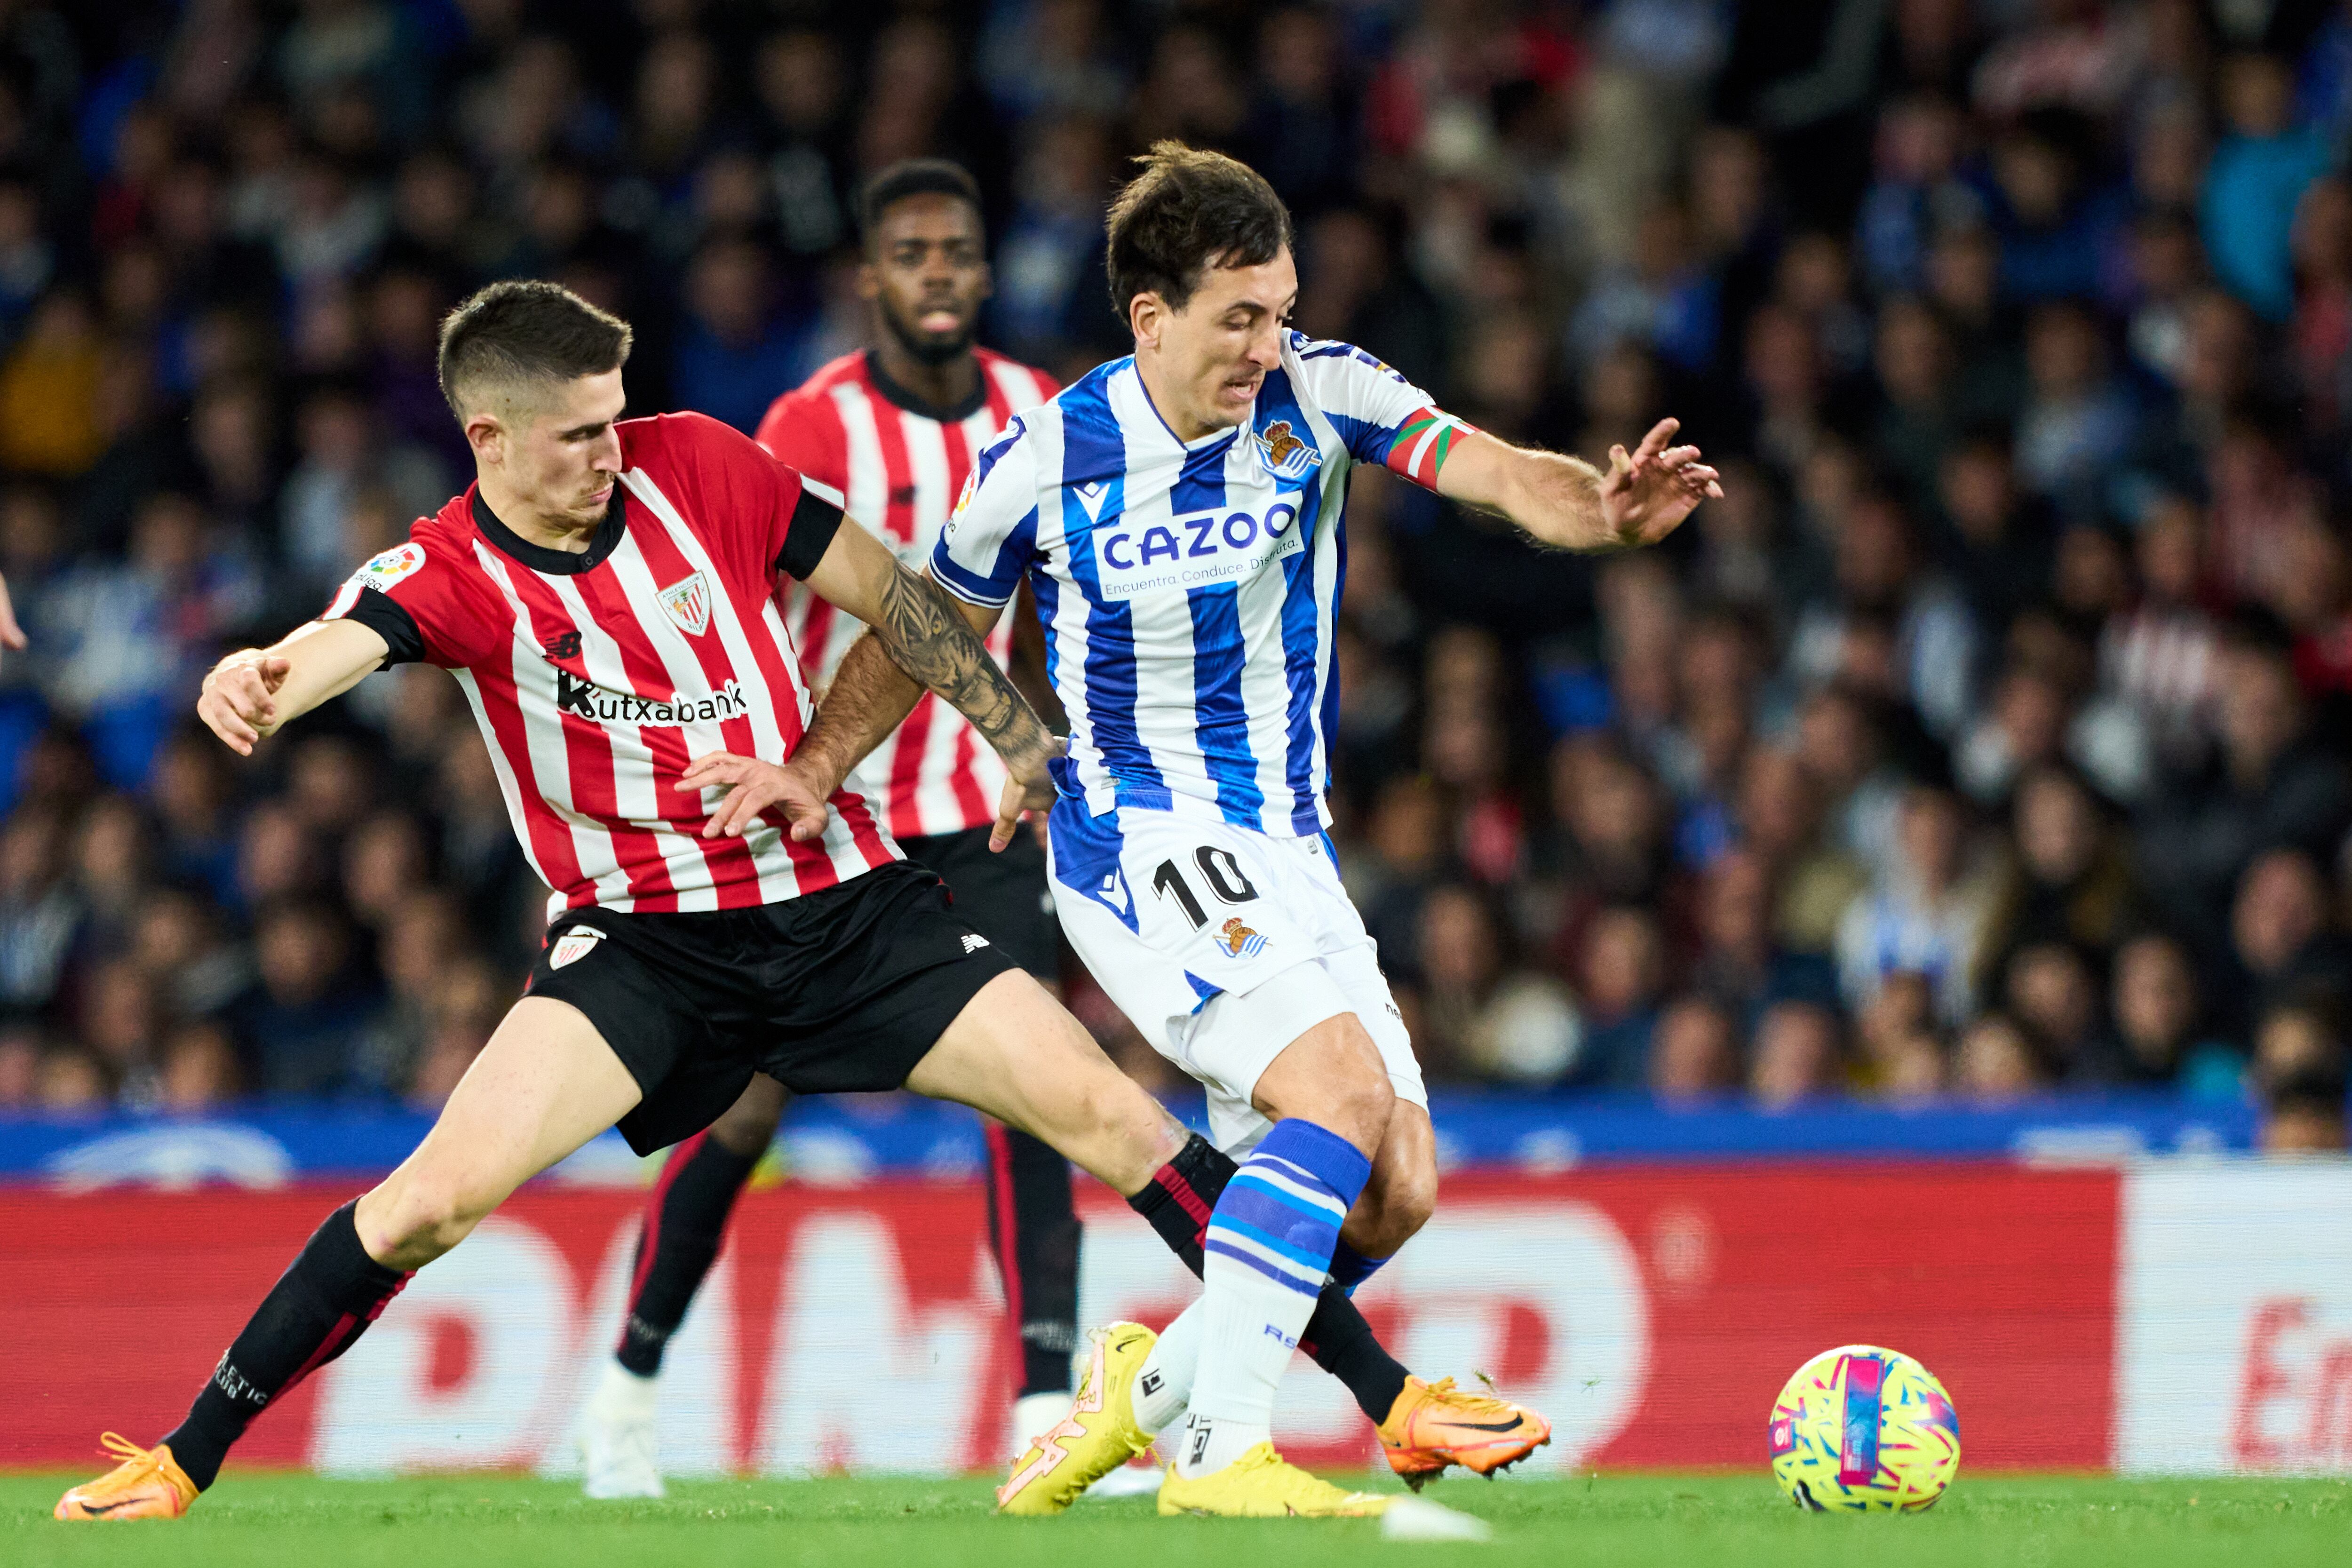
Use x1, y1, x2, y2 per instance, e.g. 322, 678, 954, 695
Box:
1152, 846, 1265, 956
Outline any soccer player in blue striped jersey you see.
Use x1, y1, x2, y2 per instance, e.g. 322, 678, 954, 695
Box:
747, 143, 1720, 1517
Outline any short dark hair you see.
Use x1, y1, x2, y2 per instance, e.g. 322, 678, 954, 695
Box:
1105, 141, 1292, 318
859, 158, 984, 249
436, 279, 633, 420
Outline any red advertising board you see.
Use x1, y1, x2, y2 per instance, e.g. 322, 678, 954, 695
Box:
0, 1164, 2120, 1476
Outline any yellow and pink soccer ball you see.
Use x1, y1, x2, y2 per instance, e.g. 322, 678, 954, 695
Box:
1767, 1345, 1961, 1512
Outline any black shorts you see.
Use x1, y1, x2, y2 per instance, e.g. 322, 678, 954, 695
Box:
899, 823, 1059, 978
527, 860, 1017, 1154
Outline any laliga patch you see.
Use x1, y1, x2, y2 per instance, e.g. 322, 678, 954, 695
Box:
346, 542, 425, 593
656, 571, 711, 637
1255, 419, 1319, 481
548, 927, 605, 970
1216, 916, 1266, 959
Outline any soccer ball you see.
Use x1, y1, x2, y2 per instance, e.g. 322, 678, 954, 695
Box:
1767, 1345, 1961, 1512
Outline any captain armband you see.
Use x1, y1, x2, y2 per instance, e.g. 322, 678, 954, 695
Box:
1383, 408, 1481, 489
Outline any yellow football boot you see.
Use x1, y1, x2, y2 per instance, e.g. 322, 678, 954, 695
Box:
996, 1321, 1158, 1515
1156, 1441, 1391, 1518
53, 1433, 199, 1521
1377, 1375, 1552, 1489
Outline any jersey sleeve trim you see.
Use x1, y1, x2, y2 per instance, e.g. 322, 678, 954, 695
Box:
775, 486, 844, 580
326, 585, 426, 666
930, 504, 1038, 609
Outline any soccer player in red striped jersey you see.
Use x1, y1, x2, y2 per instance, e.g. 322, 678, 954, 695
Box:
576, 161, 1104, 1499
50, 280, 1299, 1523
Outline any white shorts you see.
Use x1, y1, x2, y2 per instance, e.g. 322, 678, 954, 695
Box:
1046, 801, 1426, 1156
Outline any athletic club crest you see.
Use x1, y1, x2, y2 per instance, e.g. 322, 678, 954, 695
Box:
548, 926, 604, 969
1218, 916, 1266, 958
656, 572, 711, 637
1255, 419, 1317, 481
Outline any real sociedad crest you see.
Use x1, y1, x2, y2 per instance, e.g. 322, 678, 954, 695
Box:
657, 571, 712, 637
1255, 419, 1317, 481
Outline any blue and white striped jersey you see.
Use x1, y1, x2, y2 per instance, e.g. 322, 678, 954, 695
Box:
931, 332, 1445, 837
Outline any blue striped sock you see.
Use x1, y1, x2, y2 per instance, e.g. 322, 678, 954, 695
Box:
1327, 1239, 1386, 1294
1178, 1120, 1370, 1477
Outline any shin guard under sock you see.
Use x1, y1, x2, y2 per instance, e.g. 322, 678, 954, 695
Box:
1130, 1132, 1414, 1426
1179, 1120, 1369, 1475
985, 1122, 1081, 1397
162, 1200, 409, 1490
616, 1130, 762, 1377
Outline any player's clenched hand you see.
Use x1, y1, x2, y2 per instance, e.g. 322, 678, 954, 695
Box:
677, 750, 832, 841
198, 653, 293, 756
991, 737, 1062, 853
1597, 417, 1722, 549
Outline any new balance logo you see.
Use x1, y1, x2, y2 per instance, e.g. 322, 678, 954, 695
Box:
553, 668, 750, 727
543, 630, 582, 661
961, 933, 991, 954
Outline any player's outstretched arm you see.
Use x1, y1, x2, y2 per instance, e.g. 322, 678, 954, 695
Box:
1436, 415, 1723, 553
802, 520, 1058, 849
197, 618, 391, 756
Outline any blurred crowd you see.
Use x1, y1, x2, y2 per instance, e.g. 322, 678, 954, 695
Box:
0, 1, 2345, 1150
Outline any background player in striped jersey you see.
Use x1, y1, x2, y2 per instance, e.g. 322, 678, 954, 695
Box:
573, 160, 1112, 1499
53, 281, 1392, 1525
749, 144, 1717, 1517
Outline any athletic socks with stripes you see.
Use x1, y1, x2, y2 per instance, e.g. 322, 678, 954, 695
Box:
614, 1130, 763, 1377
161, 1200, 410, 1491
1127, 1132, 1412, 1425
1175, 1120, 1369, 1478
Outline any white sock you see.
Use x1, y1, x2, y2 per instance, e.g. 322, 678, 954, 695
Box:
590, 1358, 658, 1420
1010, 1390, 1074, 1455
1132, 1305, 1203, 1434
1173, 1123, 1366, 1479
1176, 1408, 1268, 1479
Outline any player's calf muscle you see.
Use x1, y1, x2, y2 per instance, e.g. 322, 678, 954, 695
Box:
1341, 1113, 1438, 1258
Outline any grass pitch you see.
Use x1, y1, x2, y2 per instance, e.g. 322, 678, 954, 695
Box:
4, 1472, 2348, 1568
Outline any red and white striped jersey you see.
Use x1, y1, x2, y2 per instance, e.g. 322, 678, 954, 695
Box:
755, 348, 1057, 842
322, 411, 897, 917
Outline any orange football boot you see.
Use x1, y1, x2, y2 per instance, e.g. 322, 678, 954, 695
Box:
1376, 1376, 1552, 1490
53, 1433, 199, 1521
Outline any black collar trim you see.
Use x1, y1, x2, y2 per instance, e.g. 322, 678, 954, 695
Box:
865, 350, 990, 424
471, 484, 628, 576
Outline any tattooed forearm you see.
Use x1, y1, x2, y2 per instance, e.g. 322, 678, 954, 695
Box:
793, 632, 922, 799
870, 563, 1052, 770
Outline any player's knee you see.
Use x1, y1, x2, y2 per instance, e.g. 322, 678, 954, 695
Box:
367, 1172, 493, 1267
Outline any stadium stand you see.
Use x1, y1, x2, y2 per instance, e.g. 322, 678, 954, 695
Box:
0, 0, 2341, 1158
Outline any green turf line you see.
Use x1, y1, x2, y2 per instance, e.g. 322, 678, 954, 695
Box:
4, 1474, 2347, 1568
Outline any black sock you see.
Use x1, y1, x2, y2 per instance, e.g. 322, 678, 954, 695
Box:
987, 1123, 1081, 1397
1124, 1131, 1222, 1274
1127, 1132, 1414, 1424
162, 1200, 408, 1491
615, 1130, 762, 1377
1299, 1283, 1413, 1424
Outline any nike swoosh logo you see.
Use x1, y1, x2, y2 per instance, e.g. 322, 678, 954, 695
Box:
72, 1497, 137, 1515
1436, 1418, 1533, 1434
